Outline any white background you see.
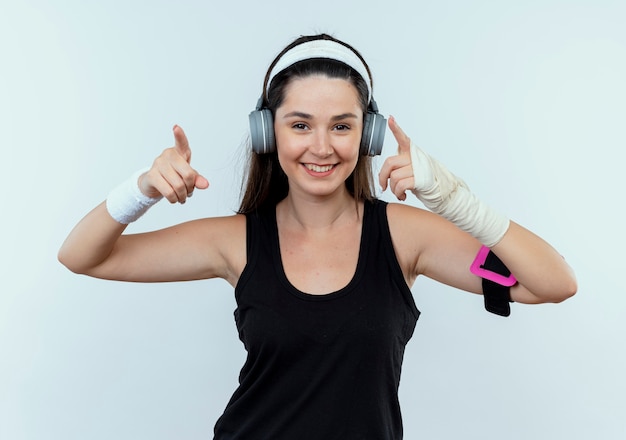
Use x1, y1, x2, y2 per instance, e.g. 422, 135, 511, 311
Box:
1, 0, 625, 439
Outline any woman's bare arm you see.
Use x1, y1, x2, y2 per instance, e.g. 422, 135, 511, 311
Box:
58, 125, 246, 287
58, 203, 246, 285
381, 117, 577, 305
387, 203, 576, 305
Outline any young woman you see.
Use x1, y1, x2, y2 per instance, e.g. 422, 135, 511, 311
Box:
59, 34, 576, 439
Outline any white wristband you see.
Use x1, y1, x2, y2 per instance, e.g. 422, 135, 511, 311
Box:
409, 142, 509, 247
106, 168, 162, 224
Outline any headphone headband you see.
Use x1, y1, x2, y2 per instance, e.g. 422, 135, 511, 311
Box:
266, 40, 373, 103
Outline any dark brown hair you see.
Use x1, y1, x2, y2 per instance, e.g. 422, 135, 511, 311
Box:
238, 34, 377, 214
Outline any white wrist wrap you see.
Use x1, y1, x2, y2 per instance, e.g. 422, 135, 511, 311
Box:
106, 168, 162, 224
409, 142, 509, 247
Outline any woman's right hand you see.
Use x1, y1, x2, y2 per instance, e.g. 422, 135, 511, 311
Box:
139, 125, 209, 203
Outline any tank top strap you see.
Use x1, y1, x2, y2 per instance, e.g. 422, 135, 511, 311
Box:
236, 206, 274, 298
368, 199, 421, 321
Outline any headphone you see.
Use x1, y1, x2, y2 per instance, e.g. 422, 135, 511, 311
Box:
248, 40, 387, 157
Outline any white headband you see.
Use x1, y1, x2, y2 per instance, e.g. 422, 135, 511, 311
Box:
266, 39, 373, 103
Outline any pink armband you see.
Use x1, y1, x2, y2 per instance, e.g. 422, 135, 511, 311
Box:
470, 246, 517, 317
470, 245, 517, 286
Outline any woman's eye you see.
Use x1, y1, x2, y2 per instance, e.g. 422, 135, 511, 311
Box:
292, 123, 308, 130
334, 124, 350, 131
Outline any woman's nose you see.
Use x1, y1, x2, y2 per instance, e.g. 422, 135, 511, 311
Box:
311, 130, 333, 157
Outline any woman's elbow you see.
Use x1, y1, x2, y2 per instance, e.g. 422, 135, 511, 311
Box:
57, 247, 94, 276
515, 272, 578, 305
553, 276, 578, 303
58, 250, 83, 275
538, 275, 578, 304
539, 261, 578, 303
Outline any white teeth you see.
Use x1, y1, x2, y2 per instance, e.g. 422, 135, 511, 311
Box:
305, 164, 334, 172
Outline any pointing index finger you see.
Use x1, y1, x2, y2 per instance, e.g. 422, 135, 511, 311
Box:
173, 124, 191, 161
388, 116, 411, 153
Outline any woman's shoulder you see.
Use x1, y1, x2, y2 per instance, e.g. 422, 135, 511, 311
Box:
383, 201, 450, 241
193, 212, 247, 233
381, 200, 431, 220
188, 214, 247, 285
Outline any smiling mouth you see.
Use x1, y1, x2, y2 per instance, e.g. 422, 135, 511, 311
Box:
304, 164, 335, 173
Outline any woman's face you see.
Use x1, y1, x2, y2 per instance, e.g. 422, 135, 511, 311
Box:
273, 75, 364, 200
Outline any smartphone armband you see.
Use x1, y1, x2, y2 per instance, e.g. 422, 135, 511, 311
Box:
470, 246, 517, 317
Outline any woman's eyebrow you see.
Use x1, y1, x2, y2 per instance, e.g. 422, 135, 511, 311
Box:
283, 111, 313, 119
282, 111, 359, 121
331, 113, 358, 121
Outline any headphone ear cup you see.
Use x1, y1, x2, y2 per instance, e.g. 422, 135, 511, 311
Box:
249, 108, 275, 154
360, 111, 387, 156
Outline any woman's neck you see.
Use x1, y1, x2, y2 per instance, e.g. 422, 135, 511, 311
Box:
277, 188, 361, 232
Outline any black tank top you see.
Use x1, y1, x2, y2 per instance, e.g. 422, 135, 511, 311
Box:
214, 199, 420, 439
